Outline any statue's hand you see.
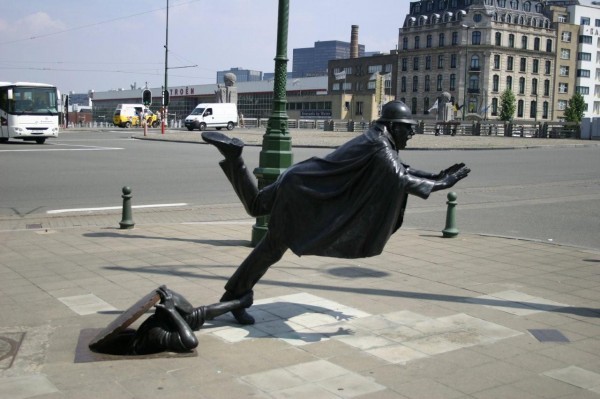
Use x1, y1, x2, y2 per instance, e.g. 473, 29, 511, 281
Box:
439, 163, 466, 179
156, 286, 176, 313
434, 165, 470, 191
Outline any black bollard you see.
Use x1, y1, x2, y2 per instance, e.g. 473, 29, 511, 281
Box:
119, 186, 135, 229
442, 191, 458, 238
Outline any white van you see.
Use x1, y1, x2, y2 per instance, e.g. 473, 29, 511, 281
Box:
184, 103, 238, 131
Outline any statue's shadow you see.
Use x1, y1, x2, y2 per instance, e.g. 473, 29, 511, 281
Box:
201, 302, 356, 345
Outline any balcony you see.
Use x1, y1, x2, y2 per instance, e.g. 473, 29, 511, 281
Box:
467, 88, 480, 93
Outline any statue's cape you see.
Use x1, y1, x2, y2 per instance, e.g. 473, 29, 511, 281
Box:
268, 124, 434, 258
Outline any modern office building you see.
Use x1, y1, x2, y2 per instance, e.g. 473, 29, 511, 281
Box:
397, 0, 556, 121
293, 40, 365, 78
216, 67, 262, 84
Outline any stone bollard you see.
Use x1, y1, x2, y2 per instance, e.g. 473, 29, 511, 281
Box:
442, 191, 459, 238
119, 186, 135, 229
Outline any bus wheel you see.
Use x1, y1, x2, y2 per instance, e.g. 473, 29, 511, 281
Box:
35, 138, 46, 144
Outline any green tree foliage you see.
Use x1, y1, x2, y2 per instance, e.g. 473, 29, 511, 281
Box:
499, 89, 516, 122
564, 92, 585, 123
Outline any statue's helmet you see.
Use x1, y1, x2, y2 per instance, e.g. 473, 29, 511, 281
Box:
378, 101, 417, 125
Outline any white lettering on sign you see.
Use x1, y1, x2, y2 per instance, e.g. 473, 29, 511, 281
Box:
169, 87, 195, 96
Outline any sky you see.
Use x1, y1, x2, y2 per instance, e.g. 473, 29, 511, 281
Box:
0, 1, 410, 94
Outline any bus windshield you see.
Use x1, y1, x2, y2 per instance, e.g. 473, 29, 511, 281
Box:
11, 86, 58, 115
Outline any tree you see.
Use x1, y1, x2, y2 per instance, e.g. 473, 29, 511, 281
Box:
564, 92, 585, 123
499, 89, 516, 122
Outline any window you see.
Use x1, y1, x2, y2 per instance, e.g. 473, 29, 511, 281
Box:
517, 100, 524, 117
545, 60, 551, 74
424, 97, 430, 112
546, 39, 553, 52
368, 65, 383, 73
596, 19, 600, 27
401, 58, 408, 71
472, 31, 482, 45
530, 101, 537, 118
452, 32, 458, 45
520, 57, 526, 72
534, 37, 540, 51
581, 17, 591, 26
577, 69, 591, 77
411, 98, 417, 114
415, 36, 420, 49
469, 75, 479, 91
532, 59, 539, 73
577, 86, 590, 95
492, 98, 498, 115
543, 101, 548, 119
519, 77, 525, 94
473, 13, 482, 23
495, 32, 502, 46
451, 54, 457, 68
437, 74, 443, 91
524, 1, 531, 11
580, 35, 593, 44
470, 55, 480, 70
561, 48, 570, 59
425, 75, 431, 91
521, 36, 528, 49
367, 81, 376, 90
439, 33, 445, 47
544, 79, 550, 96
511, 0, 519, 10
494, 54, 501, 69
493, 75, 500, 91
401, 77, 407, 92
499, 0, 506, 6
578, 52, 592, 61
558, 82, 568, 94
508, 34, 515, 48
531, 78, 538, 94
507, 76, 513, 91
427, 34, 432, 48
355, 101, 363, 116
450, 74, 456, 90
559, 65, 569, 76
437, 55, 444, 69
561, 31, 572, 42
413, 57, 420, 70
402, 37, 408, 50
558, 99, 567, 110
413, 76, 419, 92
507, 56, 514, 71
426, 56, 432, 70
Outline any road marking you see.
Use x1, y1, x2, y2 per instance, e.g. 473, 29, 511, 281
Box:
0, 143, 123, 152
47, 203, 188, 214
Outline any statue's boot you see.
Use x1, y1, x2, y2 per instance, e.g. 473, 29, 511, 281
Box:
201, 131, 244, 160
220, 290, 255, 325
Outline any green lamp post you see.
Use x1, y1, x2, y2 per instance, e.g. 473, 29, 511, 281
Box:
251, 0, 293, 246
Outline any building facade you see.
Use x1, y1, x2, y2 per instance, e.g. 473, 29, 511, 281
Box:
293, 40, 366, 78
216, 67, 263, 84
399, 0, 556, 121
547, 0, 600, 118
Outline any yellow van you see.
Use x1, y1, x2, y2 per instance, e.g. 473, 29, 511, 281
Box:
113, 104, 159, 128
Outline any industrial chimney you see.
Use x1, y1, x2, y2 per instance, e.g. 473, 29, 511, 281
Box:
350, 25, 359, 59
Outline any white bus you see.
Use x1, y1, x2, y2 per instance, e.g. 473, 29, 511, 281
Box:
0, 82, 60, 144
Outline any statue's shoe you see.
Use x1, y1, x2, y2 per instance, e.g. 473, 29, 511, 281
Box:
231, 308, 255, 325
201, 131, 244, 160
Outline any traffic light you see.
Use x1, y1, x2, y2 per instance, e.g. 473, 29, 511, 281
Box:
162, 90, 170, 106
142, 89, 152, 106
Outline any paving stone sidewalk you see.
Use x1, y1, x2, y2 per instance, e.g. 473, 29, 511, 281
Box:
0, 219, 599, 399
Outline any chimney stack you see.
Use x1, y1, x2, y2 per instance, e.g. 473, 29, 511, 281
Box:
350, 25, 359, 59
